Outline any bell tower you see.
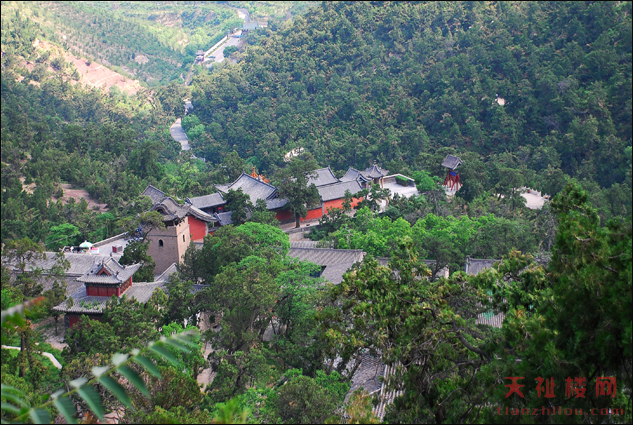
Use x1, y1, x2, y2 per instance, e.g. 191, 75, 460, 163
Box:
146, 198, 192, 275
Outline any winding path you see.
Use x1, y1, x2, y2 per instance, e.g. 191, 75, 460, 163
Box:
170, 118, 190, 151
2, 345, 63, 369
174, 6, 250, 151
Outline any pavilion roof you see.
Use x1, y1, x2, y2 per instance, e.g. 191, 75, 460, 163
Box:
76, 258, 140, 284
441, 155, 463, 170
2, 252, 119, 277
340, 167, 372, 183
362, 164, 389, 179
287, 247, 364, 285
152, 197, 215, 223
52, 282, 165, 314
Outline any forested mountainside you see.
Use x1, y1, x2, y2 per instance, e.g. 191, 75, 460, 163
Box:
0, 7, 178, 244
189, 1, 631, 202
1, 2, 631, 424
2, 1, 307, 85
0, 1, 308, 247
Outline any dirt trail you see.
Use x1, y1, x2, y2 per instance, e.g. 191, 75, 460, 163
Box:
197, 343, 216, 392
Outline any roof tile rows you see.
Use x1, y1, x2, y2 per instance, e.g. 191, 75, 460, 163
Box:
4, 252, 123, 277
307, 167, 339, 187
288, 247, 364, 285
340, 167, 371, 183
464, 257, 499, 275
77, 258, 140, 284
362, 164, 389, 179
217, 173, 279, 204
141, 185, 166, 204
317, 180, 363, 202
347, 353, 386, 397
441, 154, 463, 170
475, 311, 505, 328
289, 240, 323, 249
52, 282, 166, 314
186, 193, 225, 210
151, 197, 215, 223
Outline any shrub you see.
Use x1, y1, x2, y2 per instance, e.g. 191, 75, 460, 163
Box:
395, 175, 412, 186
223, 45, 239, 56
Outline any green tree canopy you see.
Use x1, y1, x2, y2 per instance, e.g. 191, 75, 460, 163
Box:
273, 154, 321, 228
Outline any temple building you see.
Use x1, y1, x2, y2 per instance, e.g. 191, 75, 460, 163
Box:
140, 186, 216, 273
139, 162, 399, 230
52, 258, 162, 328
148, 197, 215, 273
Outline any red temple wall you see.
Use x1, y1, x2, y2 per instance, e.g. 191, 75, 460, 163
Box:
302, 207, 323, 221
68, 314, 103, 328
188, 216, 207, 241
323, 197, 362, 212
86, 286, 119, 297
276, 210, 293, 221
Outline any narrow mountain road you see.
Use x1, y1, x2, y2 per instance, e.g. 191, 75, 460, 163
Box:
173, 6, 250, 151
170, 118, 190, 151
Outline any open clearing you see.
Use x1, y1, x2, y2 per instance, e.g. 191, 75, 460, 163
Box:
54, 183, 109, 212
33, 39, 143, 95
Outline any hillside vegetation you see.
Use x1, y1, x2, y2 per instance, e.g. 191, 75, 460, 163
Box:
189, 1, 631, 214
2, 1, 303, 85
1, 3, 631, 424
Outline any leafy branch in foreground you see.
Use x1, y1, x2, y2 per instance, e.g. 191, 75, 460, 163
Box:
1, 303, 199, 424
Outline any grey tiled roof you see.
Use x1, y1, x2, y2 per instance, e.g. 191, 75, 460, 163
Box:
222, 173, 278, 204
77, 258, 140, 284
152, 197, 215, 223
288, 248, 364, 266
152, 197, 189, 221
317, 180, 363, 202
373, 363, 404, 421
441, 155, 463, 170
288, 248, 364, 284
464, 257, 499, 275
3, 252, 121, 277
344, 354, 403, 422
265, 197, 288, 210
154, 262, 178, 283
476, 311, 505, 328
289, 240, 322, 248
348, 354, 385, 396
362, 164, 389, 179
340, 167, 371, 183
214, 183, 231, 193
187, 193, 225, 209
214, 212, 234, 226
52, 282, 166, 314
187, 204, 216, 222
307, 167, 339, 187
141, 185, 166, 204
214, 211, 253, 226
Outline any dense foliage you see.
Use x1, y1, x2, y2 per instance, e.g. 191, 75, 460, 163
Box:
1, 1, 631, 424
189, 1, 631, 218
